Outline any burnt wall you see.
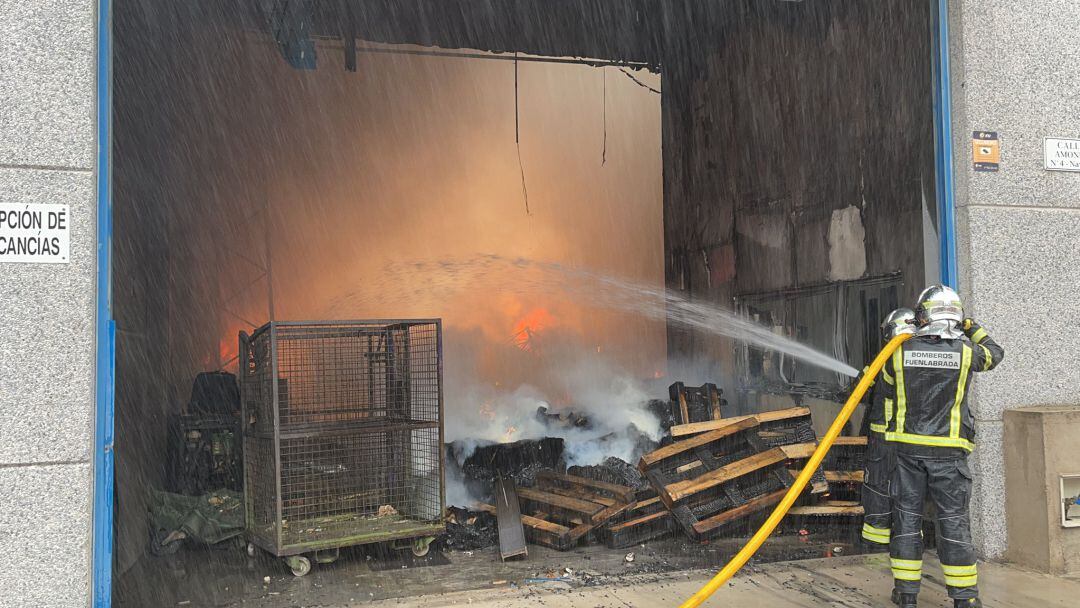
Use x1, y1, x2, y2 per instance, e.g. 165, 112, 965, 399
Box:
662, 0, 937, 385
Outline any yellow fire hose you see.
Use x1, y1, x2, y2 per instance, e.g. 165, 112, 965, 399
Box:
678, 333, 912, 608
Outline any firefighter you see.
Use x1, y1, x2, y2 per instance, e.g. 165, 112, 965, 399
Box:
885, 285, 1004, 608
860, 308, 917, 549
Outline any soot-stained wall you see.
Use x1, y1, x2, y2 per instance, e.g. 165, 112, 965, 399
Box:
661, 1, 938, 390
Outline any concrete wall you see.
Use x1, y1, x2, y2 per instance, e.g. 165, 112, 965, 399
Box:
0, 0, 96, 606
949, 0, 1080, 560
1004, 406, 1080, 574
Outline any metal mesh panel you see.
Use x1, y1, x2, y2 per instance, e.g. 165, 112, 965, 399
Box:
244, 435, 278, 547
275, 326, 392, 427
240, 320, 444, 554
241, 330, 275, 436
407, 325, 440, 423
256, 323, 441, 428
407, 427, 442, 520
278, 431, 402, 532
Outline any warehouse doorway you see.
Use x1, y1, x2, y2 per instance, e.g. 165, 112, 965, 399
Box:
107, 1, 949, 606
112, 2, 666, 605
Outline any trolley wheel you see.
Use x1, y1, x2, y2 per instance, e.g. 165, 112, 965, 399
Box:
285, 555, 312, 577
246, 542, 258, 558
411, 536, 434, 558
314, 548, 340, 564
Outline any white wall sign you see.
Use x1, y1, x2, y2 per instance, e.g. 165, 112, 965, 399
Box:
1045, 137, 1080, 172
0, 203, 71, 264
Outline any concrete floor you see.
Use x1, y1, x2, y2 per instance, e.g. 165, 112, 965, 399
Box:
117, 532, 1080, 607
360, 555, 1080, 608
116, 531, 864, 606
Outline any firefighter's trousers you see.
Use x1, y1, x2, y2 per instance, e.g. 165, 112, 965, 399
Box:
861, 432, 895, 545
890, 451, 978, 599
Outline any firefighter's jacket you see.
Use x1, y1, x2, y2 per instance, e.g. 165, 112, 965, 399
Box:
882, 322, 1003, 452
863, 371, 890, 435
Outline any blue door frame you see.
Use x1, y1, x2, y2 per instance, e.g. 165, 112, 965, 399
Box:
88, 1, 961, 604
931, 0, 959, 288
93, 0, 115, 605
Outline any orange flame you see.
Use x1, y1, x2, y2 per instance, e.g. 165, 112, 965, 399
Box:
215, 323, 247, 372
511, 307, 554, 353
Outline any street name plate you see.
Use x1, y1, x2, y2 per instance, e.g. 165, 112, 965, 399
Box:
1045, 137, 1080, 172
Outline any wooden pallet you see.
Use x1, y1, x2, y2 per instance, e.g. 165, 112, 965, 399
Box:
603, 495, 675, 549
638, 418, 801, 540
680, 488, 790, 538
787, 500, 864, 517
822, 436, 867, 481
668, 382, 725, 425
498, 482, 632, 551
475, 503, 575, 550
535, 471, 637, 505
818, 435, 867, 501
665, 465, 797, 542
778, 443, 830, 494
662, 447, 792, 505
638, 417, 771, 506
824, 471, 864, 483
670, 406, 812, 438
781, 438, 867, 518
671, 407, 827, 492
784, 440, 865, 521
784, 445, 863, 485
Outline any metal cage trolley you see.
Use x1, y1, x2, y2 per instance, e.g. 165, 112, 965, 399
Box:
239, 320, 445, 576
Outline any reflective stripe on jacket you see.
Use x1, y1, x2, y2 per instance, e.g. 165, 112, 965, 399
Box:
865, 370, 894, 435
884, 322, 1003, 451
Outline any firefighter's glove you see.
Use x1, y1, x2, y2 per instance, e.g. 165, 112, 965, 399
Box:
963, 318, 989, 344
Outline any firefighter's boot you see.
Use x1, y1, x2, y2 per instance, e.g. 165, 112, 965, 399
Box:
892, 588, 917, 608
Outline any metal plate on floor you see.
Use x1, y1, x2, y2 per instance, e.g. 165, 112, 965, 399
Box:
495, 476, 528, 561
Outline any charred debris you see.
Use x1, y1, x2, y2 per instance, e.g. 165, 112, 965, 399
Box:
445, 382, 868, 559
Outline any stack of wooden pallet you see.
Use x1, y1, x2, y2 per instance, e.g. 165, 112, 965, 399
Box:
477, 406, 868, 554
787, 435, 868, 518
478, 471, 638, 552
627, 407, 830, 541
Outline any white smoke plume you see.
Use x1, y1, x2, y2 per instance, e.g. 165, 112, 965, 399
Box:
441, 327, 665, 506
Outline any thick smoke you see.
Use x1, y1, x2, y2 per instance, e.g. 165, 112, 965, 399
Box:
441, 325, 665, 506
445, 330, 661, 448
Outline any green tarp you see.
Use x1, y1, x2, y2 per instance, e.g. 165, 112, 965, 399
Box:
150, 489, 244, 547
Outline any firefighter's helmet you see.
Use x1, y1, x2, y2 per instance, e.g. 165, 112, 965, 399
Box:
881, 307, 917, 340
915, 285, 964, 327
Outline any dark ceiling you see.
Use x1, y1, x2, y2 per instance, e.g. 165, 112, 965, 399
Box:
232, 0, 843, 80
250, 0, 822, 71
